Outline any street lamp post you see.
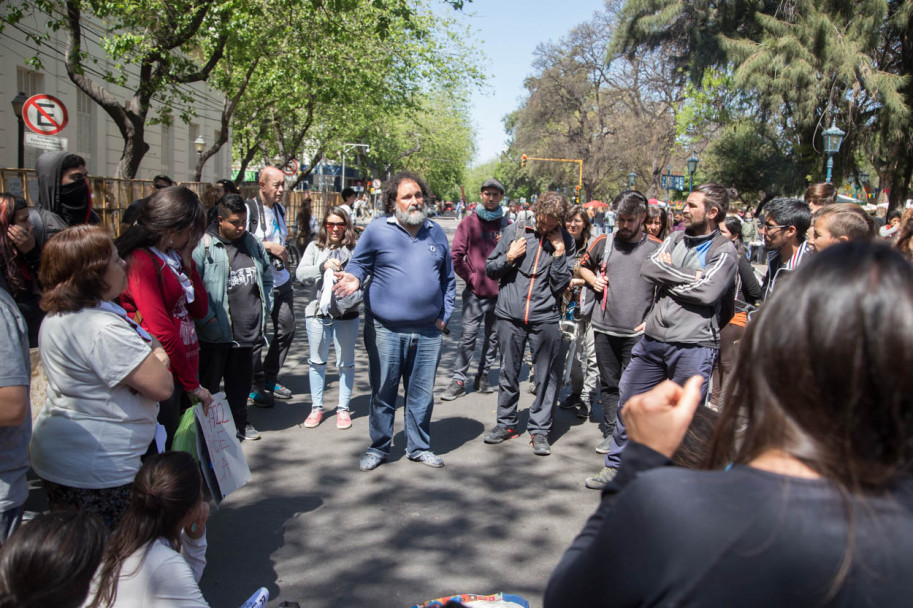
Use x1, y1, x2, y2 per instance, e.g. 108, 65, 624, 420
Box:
11, 92, 28, 169
628, 171, 637, 189
341, 143, 370, 192
194, 135, 205, 158
686, 152, 700, 193
822, 118, 845, 184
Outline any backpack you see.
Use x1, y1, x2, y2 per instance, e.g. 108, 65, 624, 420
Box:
246, 197, 286, 236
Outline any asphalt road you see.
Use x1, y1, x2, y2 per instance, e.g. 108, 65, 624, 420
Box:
193, 214, 618, 608
14, 213, 772, 607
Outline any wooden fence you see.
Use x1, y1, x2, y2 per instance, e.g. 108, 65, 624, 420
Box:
0, 168, 341, 238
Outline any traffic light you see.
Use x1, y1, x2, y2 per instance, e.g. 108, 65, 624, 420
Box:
575, 184, 581, 204
521, 154, 527, 168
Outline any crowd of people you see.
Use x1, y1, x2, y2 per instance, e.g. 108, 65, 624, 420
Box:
1, 148, 912, 605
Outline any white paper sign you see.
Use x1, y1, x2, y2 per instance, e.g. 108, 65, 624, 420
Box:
194, 393, 251, 501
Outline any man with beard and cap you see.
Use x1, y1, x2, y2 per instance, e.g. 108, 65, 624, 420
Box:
577, 190, 663, 466
33, 151, 99, 247
441, 177, 511, 401
333, 171, 455, 471
584, 183, 738, 489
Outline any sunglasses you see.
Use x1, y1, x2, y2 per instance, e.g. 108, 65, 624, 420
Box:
326, 221, 346, 228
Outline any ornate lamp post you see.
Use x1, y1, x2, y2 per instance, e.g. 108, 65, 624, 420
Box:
194, 135, 206, 158
822, 119, 845, 184
686, 152, 700, 193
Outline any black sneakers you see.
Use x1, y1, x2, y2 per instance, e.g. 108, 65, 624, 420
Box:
441, 379, 465, 401
559, 393, 583, 409
474, 374, 495, 393
483, 426, 520, 444
531, 434, 551, 456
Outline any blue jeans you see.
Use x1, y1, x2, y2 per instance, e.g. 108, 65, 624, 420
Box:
364, 315, 443, 458
306, 315, 358, 411
605, 337, 716, 467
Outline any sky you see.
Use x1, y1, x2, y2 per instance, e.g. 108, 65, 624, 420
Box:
446, 0, 607, 166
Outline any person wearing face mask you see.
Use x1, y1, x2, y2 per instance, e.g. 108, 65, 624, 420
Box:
33, 152, 100, 247
441, 178, 511, 402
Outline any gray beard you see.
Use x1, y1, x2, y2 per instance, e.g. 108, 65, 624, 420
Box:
396, 206, 427, 227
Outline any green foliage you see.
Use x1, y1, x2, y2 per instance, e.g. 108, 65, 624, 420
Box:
614, 0, 913, 205
701, 121, 807, 204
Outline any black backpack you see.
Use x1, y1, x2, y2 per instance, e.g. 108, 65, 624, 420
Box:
246, 197, 286, 235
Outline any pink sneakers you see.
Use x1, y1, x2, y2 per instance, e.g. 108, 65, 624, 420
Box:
304, 409, 324, 428
336, 410, 352, 429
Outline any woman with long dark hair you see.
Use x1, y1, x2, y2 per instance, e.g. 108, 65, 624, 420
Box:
116, 186, 212, 444
0, 194, 42, 345
546, 242, 913, 607
30, 226, 173, 529
295, 206, 360, 429
88, 451, 210, 608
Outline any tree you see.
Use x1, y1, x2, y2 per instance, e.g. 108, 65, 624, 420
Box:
613, 0, 913, 208
227, 0, 482, 193
2, 0, 478, 180
507, 7, 685, 202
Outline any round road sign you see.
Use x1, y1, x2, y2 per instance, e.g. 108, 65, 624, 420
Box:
23, 95, 69, 136
371, 179, 382, 189
282, 159, 299, 176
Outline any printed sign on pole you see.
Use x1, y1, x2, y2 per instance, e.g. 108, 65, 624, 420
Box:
24, 132, 68, 151
23, 95, 69, 136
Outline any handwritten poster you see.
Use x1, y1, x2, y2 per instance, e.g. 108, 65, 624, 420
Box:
194, 393, 251, 502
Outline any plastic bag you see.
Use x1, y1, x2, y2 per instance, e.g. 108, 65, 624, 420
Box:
171, 407, 198, 461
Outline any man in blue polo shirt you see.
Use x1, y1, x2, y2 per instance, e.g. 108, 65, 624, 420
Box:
334, 171, 456, 471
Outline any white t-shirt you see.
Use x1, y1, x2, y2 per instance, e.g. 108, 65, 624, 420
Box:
86, 533, 208, 608
30, 306, 158, 489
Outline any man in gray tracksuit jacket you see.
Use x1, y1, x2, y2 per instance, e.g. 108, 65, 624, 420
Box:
601, 183, 738, 475
483, 192, 575, 456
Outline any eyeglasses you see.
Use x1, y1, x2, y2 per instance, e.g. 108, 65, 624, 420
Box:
758, 223, 787, 233
326, 221, 346, 228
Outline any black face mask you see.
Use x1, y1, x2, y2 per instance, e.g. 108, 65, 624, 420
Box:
58, 179, 90, 224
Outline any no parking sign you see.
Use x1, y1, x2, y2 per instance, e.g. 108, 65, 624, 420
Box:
23, 95, 69, 136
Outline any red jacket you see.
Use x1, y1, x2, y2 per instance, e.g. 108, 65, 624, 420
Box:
119, 248, 208, 392
451, 212, 509, 299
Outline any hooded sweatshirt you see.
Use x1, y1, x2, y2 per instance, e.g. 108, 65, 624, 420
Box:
451, 211, 510, 298
34, 151, 99, 243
